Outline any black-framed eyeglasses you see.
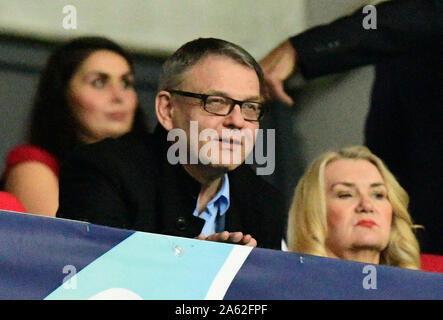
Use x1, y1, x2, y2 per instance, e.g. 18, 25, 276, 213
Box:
167, 90, 266, 121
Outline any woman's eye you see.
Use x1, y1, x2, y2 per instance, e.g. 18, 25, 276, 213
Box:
373, 192, 387, 200
91, 78, 106, 88
121, 79, 134, 89
338, 193, 352, 199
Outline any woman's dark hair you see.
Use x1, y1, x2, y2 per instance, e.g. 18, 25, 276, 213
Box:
28, 36, 148, 161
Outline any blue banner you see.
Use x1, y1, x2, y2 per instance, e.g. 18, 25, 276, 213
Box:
0, 210, 441, 300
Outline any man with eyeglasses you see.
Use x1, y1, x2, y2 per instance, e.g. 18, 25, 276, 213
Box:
57, 38, 285, 249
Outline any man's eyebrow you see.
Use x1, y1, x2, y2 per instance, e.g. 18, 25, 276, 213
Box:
206, 90, 262, 102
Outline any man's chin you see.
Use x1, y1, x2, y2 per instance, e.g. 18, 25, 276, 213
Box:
215, 162, 241, 171
202, 161, 241, 173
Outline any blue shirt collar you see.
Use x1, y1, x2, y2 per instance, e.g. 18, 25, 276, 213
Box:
206, 174, 229, 216
194, 174, 230, 216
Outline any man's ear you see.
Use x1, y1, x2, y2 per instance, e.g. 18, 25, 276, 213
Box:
155, 90, 174, 131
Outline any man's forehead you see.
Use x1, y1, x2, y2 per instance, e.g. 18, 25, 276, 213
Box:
180, 55, 260, 93
186, 54, 253, 76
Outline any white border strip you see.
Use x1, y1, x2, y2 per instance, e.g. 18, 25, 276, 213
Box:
204, 245, 253, 300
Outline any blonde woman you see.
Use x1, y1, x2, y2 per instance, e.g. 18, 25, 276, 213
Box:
287, 145, 421, 270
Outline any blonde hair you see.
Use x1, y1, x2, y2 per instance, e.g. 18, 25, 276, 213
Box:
287, 145, 421, 270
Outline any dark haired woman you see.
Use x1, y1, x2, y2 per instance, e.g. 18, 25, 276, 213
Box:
1, 36, 147, 216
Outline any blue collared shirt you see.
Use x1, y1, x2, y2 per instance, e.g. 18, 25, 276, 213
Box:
192, 174, 230, 237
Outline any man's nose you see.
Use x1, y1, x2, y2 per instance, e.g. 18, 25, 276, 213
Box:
223, 104, 246, 128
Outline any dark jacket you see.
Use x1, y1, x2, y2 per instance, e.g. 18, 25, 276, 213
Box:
290, 0, 442, 79
57, 125, 284, 250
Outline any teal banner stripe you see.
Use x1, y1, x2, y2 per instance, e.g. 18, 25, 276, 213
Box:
45, 231, 235, 300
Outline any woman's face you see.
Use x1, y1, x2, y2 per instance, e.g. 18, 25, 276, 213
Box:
323, 159, 393, 260
67, 50, 138, 144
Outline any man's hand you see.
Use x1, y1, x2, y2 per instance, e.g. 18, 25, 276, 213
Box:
196, 231, 257, 247
260, 40, 297, 105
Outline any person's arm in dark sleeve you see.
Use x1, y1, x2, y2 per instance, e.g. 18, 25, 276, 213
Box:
56, 143, 132, 229
290, 0, 443, 79
261, 0, 443, 104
